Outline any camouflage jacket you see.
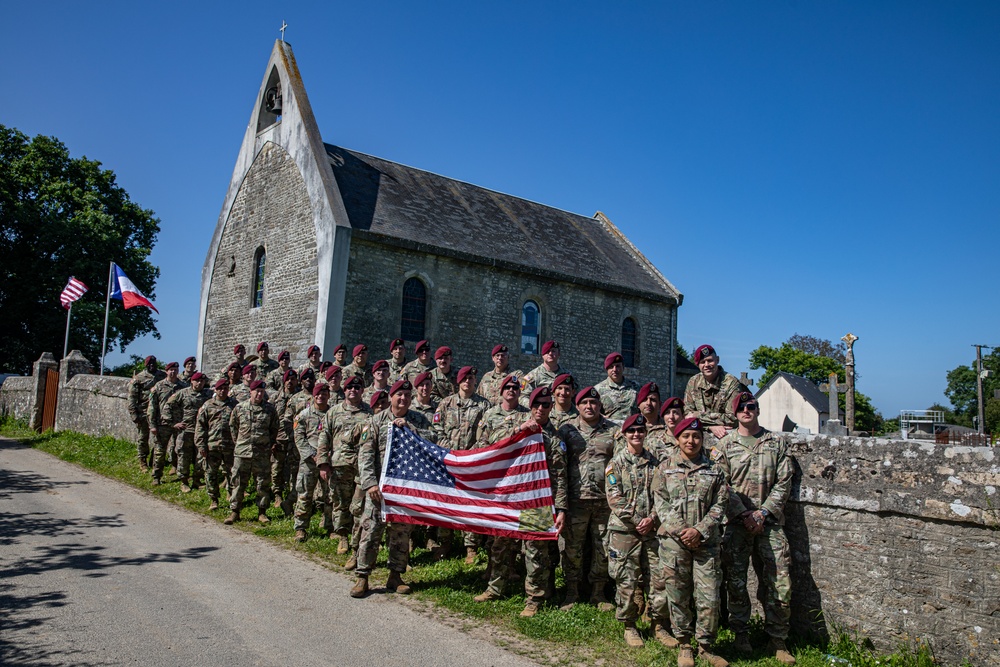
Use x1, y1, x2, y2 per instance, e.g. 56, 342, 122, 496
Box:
651, 449, 729, 546
167, 386, 212, 435
433, 393, 491, 450
127, 368, 165, 422
401, 358, 434, 383
297, 361, 323, 380
387, 358, 408, 384
316, 400, 372, 469
180, 369, 195, 383
194, 396, 237, 451
229, 400, 279, 457
550, 405, 579, 431
265, 365, 292, 392
606, 445, 661, 533
519, 363, 570, 406
539, 420, 570, 512
253, 357, 280, 380
147, 378, 188, 428
271, 388, 296, 446
476, 404, 530, 447
284, 389, 312, 425
683, 367, 747, 428
476, 368, 523, 405
229, 382, 250, 405
342, 362, 373, 388
559, 416, 618, 502
362, 383, 391, 405
594, 377, 640, 422
430, 367, 457, 401
410, 397, 439, 424
292, 402, 330, 462
358, 409, 437, 491
643, 423, 677, 461
713, 427, 793, 525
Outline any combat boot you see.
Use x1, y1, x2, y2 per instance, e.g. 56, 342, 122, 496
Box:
560, 583, 579, 611
257, 512, 270, 524
520, 600, 541, 618
139, 461, 149, 473
677, 645, 695, 667
294, 530, 307, 543
769, 638, 796, 665
623, 624, 644, 647
337, 535, 350, 555
344, 554, 357, 571
349, 575, 368, 598
698, 644, 729, 667
473, 590, 501, 603
386, 571, 412, 594
180, 483, 191, 493
280, 495, 294, 518
733, 633, 752, 654
464, 547, 477, 565
654, 622, 680, 648
209, 500, 219, 511
151, 477, 161, 486
224, 511, 239, 525
590, 589, 614, 612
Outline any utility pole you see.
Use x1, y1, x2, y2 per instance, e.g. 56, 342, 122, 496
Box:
972, 344, 993, 435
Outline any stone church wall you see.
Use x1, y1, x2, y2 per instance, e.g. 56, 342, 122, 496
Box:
340, 236, 676, 391
202, 142, 319, 376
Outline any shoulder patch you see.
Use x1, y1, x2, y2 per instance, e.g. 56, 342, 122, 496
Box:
709, 447, 722, 461
361, 425, 370, 442
605, 463, 614, 475
606, 473, 618, 486
558, 440, 567, 453
433, 412, 441, 423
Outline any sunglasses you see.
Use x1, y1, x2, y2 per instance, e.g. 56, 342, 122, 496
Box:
738, 403, 758, 412
624, 427, 646, 434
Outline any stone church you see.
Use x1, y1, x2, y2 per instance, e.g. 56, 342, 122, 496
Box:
198, 41, 684, 392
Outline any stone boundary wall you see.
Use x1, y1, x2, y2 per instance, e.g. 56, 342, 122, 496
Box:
784, 433, 998, 665
0, 376, 34, 421
53, 373, 133, 442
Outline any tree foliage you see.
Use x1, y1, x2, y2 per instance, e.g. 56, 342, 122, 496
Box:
943, 349, 1000, 430
0, 125, 160, 374
787, 333, 846, 365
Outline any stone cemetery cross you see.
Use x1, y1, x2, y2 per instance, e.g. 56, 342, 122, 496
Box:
280, 20, 288, 42
739, 372, 754, 388
820, 373, 847, 427
841, 333, 859, 430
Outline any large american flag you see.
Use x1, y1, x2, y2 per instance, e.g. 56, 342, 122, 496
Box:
60, 277, 88, 309
380, 423, 558, 540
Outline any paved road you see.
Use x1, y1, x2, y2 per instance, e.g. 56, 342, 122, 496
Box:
0, 438, 535, 667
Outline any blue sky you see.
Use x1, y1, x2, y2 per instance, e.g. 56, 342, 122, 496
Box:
6, 2, 998, 417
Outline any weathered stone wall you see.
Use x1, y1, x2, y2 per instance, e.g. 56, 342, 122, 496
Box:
53, 374, 133, 442
0, 376, 34, 421
340, 236, 678, 393
783, 433, 999, 665
202, 141, 319, 376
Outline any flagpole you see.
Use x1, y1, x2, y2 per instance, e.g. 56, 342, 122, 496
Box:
100, 262, 113, 376
63, 302, 72, 360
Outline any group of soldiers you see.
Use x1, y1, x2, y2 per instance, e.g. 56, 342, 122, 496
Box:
126, 339, 796, 667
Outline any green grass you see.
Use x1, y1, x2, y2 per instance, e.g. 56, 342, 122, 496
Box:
1, 417, 944, 667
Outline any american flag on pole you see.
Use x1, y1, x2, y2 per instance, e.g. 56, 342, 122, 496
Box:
380, 423, 558, 540
60, 277, 88, 309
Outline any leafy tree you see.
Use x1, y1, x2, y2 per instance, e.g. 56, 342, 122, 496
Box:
107, 354, 164, 378
0, 125, 160, 374
676, 343, 691, 362
943, 349, 1000, 427
787, 333, 846, 365
986, 398, 1000, 435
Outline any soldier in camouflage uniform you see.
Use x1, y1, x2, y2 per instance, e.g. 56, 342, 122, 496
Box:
147, 362, 187, 484
557, 386, 617, 611
652, 417, 730, 667
684, 344, 747, 446
299, 344, 323, 379
401, 340, 434, 383
291, 383, 335, 541
127, 355, 165, 471
226, 363, 249, 404
520, 340, 571, 406
386, 338, 407, 383
350, 379, 437, 598
475, 375, 530, 446
595, 352, 639, 423
225, 380, 279, 525
342, 344, 374, 387
410, 370, 439, 422
167, 371, 212, 492
282, 369, 316, 514
181, 356, 197, 383
195, 378, 237, 510
714, 392, 795, 665
270, 369, 299, 513
549, 373, 578, 429
369, 389, 388, 413
606, 413, 671, 648
474, 386, 568, 618
648, 396, 684, 459
266, 350, 292, 391
216, 344, 247, 381
252, 341, 280, 380
617, 383, 665, 457
332, 343, 348, 369
477, 344, 523, 405
362, 359, 391, 404
430, 346, 457, 400
432, 366, 490, 562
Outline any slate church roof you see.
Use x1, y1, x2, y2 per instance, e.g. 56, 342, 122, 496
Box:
326, 144, 681, 303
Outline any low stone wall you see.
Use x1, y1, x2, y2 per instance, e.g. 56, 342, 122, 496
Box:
784, 433, 999, 665
0, 376, 34, 421
53, 373, 133, 442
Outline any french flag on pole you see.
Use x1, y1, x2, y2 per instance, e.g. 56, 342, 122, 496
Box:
110, 262, 158, 313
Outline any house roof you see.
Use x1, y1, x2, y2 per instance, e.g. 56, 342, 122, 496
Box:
756, 371, 834, 415
325, 144, 681, 303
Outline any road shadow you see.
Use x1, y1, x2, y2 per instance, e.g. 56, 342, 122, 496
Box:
0, 462, 91, 501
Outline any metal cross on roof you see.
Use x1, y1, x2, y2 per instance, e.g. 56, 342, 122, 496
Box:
280, 21, 288, 42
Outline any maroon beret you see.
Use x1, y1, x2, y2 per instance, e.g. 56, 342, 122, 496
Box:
144, 355, 157, 366
390, 379, 412, 396
312, 383, 330, 397
372, 359, 389, 372
241, 364, 256, 375
390, 338, 405, 351
227, 362, 243, 374
353, 344, 367, 358
673, 416, 703, 438
575, 386, 601, 405
333, 344, 347, 355
256, 341, 269, 352
344, 375, 364, 390
233, 344, 246, 355
320, 361, 333, 372
277, 350, 290, 361
693, 344, 716, 364
325, 366, 342, 381
369, 389, 388, 409
604, 352, 624, 369
248, 379, 266, 391
733, 391, 756, 413
552, 373, 574, 391
529, 386, 553, 406
622, 413, 648, 432
456, 366, 477, 385
636, 382, 659, 405
660, 397, 684, 417
491, 344, 509, 356
541, 340, 559, 356
413, 371, 432, 387
434, 346, 452, 360
500, 374, 520, 391
283, 369, 298, 384
299, 368, 315, 381
183, 356, 197, 366
164, 361, 179, 371
307, 345, 321, 357
415, 340, 430, 354
189, 371, 206, 382
213, 378, 229, 391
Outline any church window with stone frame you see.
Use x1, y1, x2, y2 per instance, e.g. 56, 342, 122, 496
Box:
621, 317, 638, 367
521, 300, 541, 355
252, 247, 266, 308
400, 278, 426, 342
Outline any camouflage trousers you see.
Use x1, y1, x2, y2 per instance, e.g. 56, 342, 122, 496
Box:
355, 493, 411, 576
229, 451, 272, 514
134, 418, 152, 467
203, 446, 234, 501
327, 466, 357, 537
723, 523, 792, 638
608, 529, 663, 623
561, 498, 610, 587
271, 439, 291, 498
487, 537, 552, 602
293, 459, 333, 533
176, 432, 203, 485
349, 485, 366, 550
151, 426, 175, 480
660, 537, 721, 645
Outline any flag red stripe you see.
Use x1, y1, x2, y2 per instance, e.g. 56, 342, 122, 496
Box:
386, 498, 516, 523
445, 441, 544, 467
450, 458, 549, 482
381, 483, 551, 510
385, 513, 558, 541
453, 476, 552, 495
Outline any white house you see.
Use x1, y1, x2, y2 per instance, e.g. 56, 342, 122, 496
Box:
755, 371, 842, 434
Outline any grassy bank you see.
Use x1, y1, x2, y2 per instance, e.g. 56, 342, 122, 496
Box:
1, 417, 944, 667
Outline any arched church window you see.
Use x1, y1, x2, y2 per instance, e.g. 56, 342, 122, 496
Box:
621, 317, 638, 367
400, 278, 426, 341
252, 247, 265, 308
521, 301, 541, 355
